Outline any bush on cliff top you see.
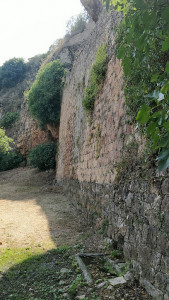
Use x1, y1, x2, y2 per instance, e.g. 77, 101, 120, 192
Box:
27, 60, 65, 129
82, 44, 107, 113
0, 58, 26, 90
28, 142, 57, 171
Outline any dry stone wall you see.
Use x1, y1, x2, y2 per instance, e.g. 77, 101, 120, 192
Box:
56, 5, 169, 299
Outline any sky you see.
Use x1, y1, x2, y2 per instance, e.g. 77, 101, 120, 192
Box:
0, 0, 83, 66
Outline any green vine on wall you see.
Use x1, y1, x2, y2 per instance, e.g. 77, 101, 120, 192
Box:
102, 0, 169, 170
82, 45, 107, 113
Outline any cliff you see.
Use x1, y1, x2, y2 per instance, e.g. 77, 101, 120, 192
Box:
55, 4, 169, 300
0, 56, 58, 155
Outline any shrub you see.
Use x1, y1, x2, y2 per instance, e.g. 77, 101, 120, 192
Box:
0, 151, 25, 171
82, 45, 107, 113
0, 128, 13, 152
1, 112, 19, 129
28, 142, 57, 171
66, 12, 88, 36
102, 0, 169, 171
27, 60, 65, 129
0, 58, 26, 89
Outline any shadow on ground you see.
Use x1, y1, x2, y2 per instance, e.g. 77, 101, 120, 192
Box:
0, 167, 86, 249
0, 168, 153, 300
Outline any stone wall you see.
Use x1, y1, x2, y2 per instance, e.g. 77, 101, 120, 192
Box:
56, 6, 169, 299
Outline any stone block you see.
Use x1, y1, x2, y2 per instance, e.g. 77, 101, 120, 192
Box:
109, 276, 127, 286
164, 212, 169, 234
125, 192, 133, 208
140, 279, 163, 300
162, 179, 169, 195
162, 196, 169, 212
155, 272, 168, 290
164, 294, 169, 300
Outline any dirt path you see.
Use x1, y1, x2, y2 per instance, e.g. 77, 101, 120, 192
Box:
0, 168, 83, 250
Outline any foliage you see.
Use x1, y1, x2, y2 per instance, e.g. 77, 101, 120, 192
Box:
0, 58, 26, 89
27, 60, 65, 129
0, 246, 86, 300
1, 112, 19, 129
66, 11, 88, 36
101, 0, 129, 13
0, 128, 13, 153
82, 45, 107, 113
28, 142, 57, 171
102, 0, 169, 170
0, 244, 149, 299
110, 249, 123, 259
0, 151, 25, 171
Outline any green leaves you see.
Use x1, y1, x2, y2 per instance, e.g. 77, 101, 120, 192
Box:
151, 73, 158, 83
28, 142, 57, 171
82, 45, 107, 113
0, 112, 19, 129
136, 105, 150, 124
107, 0, 169, 170
162, 7, 169, 22
0, 128, 13, 153
158, 149, 169, 171
27, 60, 65, 128
162, 37, 169, 51
0, 58, 26, 90
165, 62, 169, 76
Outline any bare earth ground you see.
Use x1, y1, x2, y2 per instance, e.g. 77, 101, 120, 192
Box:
0, 167, 87, 250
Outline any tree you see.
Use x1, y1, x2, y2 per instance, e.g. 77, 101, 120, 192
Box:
0, 128, 13, 152
0, 58, 26, 89
27, 60, 65, 129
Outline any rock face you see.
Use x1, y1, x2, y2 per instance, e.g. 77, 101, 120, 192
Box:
56, 5, 169, 299
80, 0, 103, 22
0, 56, 58, 155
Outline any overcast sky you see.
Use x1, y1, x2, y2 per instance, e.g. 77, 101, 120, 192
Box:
0, 0, 83, 66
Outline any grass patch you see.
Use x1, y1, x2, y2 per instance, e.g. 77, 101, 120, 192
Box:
0, 247, 45, 272
0, 245, 152, 300
0, 246, 83, 300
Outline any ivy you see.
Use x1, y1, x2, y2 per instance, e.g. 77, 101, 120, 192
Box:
102, 0, 169, 170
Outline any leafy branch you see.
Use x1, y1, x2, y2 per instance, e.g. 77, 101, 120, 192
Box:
102, 0, 169, 170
